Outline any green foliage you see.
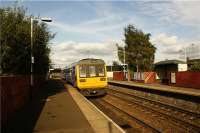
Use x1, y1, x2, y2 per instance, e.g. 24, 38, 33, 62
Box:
112, 61, 119, 66
106, 65, 124, 72
188, 63, 200, 72
117, 25, 156, 72
0, 6, 55, 75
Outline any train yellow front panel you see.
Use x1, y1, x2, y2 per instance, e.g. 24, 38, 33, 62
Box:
76, 65, 107, 89
77, 77, 107, 89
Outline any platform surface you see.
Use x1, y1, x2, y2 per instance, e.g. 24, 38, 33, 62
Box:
109, 80, 200, 97
66, 84, 125, 133
33, 80, 94, 133
3, 79, 124, 133
3, 79, 94, 133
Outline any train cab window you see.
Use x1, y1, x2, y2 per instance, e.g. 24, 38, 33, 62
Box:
79, 66, 86, 78
89, 66, 96, 77
98, 66, 105, 77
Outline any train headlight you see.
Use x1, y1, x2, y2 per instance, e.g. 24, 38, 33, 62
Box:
100, 78, 106, 81
79, 79, 86, 82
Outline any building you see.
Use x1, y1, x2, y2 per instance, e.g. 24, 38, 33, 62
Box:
154, 60, 187, 84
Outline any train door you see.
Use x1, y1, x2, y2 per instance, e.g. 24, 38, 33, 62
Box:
71, 66, 75, 86
74, 66, 77, 87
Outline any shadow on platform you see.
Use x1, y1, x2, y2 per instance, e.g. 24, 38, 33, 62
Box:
2, 79, 66, 133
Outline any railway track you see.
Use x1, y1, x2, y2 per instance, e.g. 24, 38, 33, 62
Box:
108, 84, 200, 115
107, 86, 200, 128
89, 85, 200, 133
90, 98, 160, 133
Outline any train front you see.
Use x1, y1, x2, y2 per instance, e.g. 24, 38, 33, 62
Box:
76, 59, 107, 96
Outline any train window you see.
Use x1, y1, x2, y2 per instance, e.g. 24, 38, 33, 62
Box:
98, 66, 105, 76
79, 66, 86, 78
89, 66, 96, 77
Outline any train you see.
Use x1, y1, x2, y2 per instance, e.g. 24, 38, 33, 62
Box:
64, 58, 108, 96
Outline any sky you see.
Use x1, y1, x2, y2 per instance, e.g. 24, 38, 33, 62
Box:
1, 0, 200, 68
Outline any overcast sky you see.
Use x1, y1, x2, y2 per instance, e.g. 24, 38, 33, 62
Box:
1, 0, 200, 68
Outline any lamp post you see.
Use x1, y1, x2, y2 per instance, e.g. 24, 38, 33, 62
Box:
123, 46, 126, 80
30, 17, 52, 88
113, 48, 127, 80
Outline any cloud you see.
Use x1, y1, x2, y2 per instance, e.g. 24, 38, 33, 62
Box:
151, 33, 184, 61
79, 13, 121, 26
151, 33, 178, 45
50, 40, 121, 67
174, 1, 200, 27
49, 15, 133, 35
136, 1, 200, 26
162, 48, 181, 55
151, 32, 200, 62
185, 43, 200, 60
48, 1, 200, 65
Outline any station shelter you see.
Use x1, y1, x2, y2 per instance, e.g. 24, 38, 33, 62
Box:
154, 60, 187, 84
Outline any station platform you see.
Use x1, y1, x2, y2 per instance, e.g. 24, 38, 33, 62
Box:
33, 81, 94, 133
65, 84, 125, 133
3, 79, 124, 133
108, 80, 200, 97
33, 80, 124, 133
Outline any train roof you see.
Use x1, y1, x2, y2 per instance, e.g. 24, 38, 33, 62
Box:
66, 58, 105, 69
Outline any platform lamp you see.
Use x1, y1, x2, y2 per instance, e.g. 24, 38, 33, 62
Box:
30, 17, 52, 88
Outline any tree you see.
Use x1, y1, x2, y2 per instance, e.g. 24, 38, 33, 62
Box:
188, 63, 200, 72
112, 61, 120, 66
117, 25, 156, 72
187, 59, 200, 72
0, 6, 55, 75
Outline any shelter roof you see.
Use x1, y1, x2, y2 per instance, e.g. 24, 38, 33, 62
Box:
154, 60, 186, 66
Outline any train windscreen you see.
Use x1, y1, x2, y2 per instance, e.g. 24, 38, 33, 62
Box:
79, 66, 87, 78
89, 66, 96, 77
97, 66, 105, 76
79, 65, 105, 77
